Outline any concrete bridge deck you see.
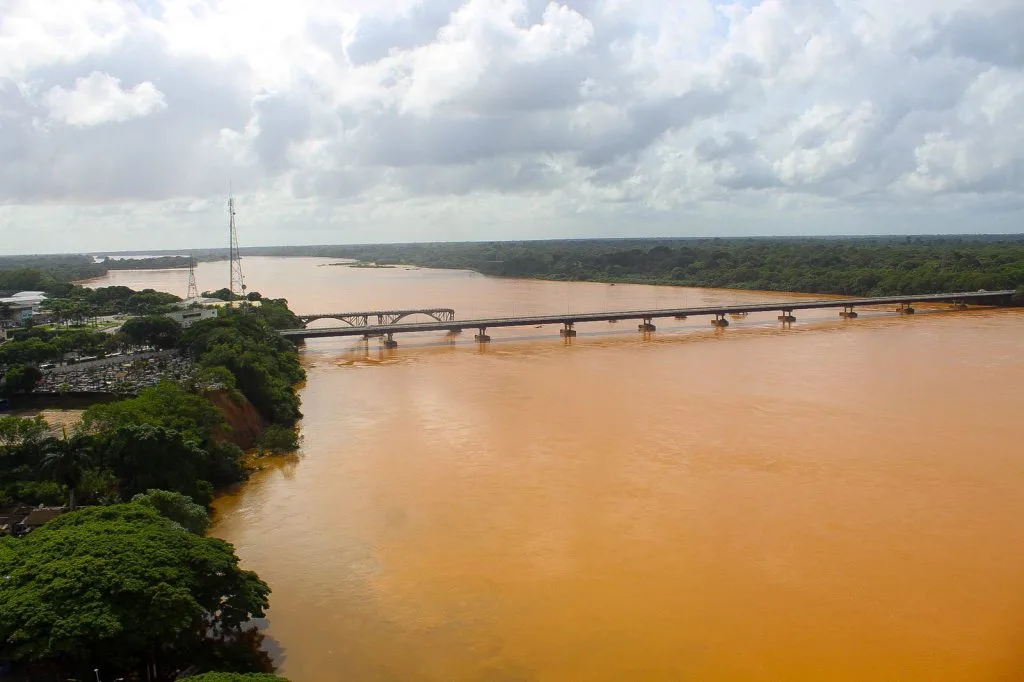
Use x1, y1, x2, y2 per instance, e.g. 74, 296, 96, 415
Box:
281, 290, 1016, 343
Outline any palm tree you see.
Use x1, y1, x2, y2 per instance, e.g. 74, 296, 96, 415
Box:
41, 429, 93, 510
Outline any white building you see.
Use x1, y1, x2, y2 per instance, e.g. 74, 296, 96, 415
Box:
165, 307, 219, 328
0, 291, 46, 326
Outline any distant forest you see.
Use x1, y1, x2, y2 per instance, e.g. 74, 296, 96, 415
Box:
244, 236, 1024, 297
3, 236, 1024, 297
0, 254, 198, 296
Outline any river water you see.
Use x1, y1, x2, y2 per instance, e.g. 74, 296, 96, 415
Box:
84, 257, 1024, 681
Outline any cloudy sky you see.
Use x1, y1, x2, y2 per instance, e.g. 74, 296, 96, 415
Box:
0, 0, 1022, 254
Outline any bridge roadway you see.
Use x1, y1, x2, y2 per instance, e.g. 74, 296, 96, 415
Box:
280, 290, 1017, 343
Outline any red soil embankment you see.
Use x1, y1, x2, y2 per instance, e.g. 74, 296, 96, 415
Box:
206, 390, 266, 449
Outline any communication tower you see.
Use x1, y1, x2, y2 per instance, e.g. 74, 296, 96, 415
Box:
186, 252, 200, 302
228, 195, 247, 302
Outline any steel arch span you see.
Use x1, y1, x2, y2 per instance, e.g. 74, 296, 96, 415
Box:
299, 308, 456, 327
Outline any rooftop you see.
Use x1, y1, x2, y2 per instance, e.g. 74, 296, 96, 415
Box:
0, 291, 47, 305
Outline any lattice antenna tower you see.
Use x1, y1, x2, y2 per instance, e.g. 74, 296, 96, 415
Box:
186, 252, 200, 302
228, 194, 246, 303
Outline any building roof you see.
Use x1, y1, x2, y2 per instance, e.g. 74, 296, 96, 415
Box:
176, 297, 228, 308
0, 291, 47, 305
22, 508, 65, 528
0, 505, 66, 536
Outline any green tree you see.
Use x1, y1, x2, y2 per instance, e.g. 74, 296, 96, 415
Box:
77, 466, 120, 506
257, 425, 299, 455
252, 299, 301, 330
1, 364, 43, 397
40, 432, 94, 510
0, 504, 270, 678
0, 338, 59, 366
125, 290, 181, 315
202, 288, 235, 301
82, 381, 226, 444
121, 315, 183, 349
133, 489, 211, 535
98, 424, 213, 503
0, 415, 47, 448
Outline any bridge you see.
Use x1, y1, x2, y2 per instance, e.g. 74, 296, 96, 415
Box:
282, 290, 1017, 347
298, 308, 455, 326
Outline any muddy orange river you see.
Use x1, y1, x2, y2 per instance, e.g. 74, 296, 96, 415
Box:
85, 257, 1024, 681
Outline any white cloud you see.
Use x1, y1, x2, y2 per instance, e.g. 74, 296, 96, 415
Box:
0, 0, 133, 80
43, 71, 167, 127
0, 0, 1022, 253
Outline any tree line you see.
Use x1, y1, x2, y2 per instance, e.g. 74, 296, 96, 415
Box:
246, 236, 1024, 297
0, 254, 221, 297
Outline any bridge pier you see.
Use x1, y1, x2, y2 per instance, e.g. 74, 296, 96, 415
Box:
560, 322, 577, 337
839, 305, 858, 318
897, 303, 915, 315
475, 327, 491, 343
638, 317, 656, 332
382, 332, 398, 349
778, 309, 796, 323
710, 313, 729, 328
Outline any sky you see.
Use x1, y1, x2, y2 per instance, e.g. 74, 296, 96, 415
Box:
0, 0, 1022, 254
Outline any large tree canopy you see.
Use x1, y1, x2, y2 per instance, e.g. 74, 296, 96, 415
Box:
0, 504, 269, 672
133, 488, 211, 535
98, 424, 215, 503
120, 315, 183, 349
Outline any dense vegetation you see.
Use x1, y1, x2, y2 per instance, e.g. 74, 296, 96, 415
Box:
0, 253, 215, 296
3, 326, 127, 358
121, 314, 185, 348
0, 313, 302, 675
247, 236, 1024, 296
0, 260, 305, 679
0, 503, 272, 681
0, 344, 299, 677
0, 383, 244, 507
38, 284, 181, 318
0, 255, 105, 293
180, 311, 306, 425
1, 304, 305, 505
